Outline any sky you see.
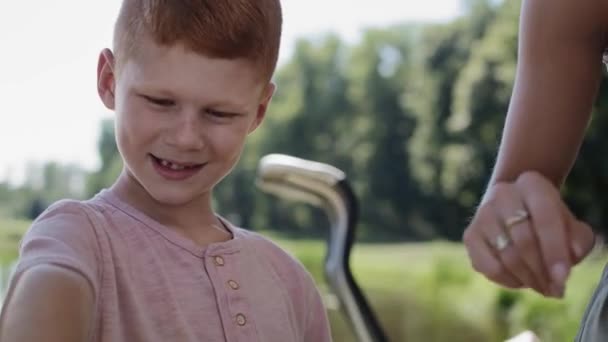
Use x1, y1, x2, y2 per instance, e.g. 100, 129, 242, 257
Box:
0, 0, 464, 185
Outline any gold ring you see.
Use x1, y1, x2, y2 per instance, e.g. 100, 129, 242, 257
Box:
504, 209, 530, 229
494, 233, 511, 251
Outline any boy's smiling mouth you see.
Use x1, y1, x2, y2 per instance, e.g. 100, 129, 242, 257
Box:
150, 154, 205, 180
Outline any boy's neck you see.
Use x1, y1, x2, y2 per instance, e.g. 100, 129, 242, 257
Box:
109, 171, 232, 245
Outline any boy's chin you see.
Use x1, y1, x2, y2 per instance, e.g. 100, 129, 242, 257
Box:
147, 187, 210, 207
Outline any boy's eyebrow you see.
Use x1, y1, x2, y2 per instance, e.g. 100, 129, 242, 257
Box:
131, 84, 175, 97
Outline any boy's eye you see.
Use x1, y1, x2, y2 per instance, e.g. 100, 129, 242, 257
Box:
142, 95, 175, 107
206, 109, 238, 119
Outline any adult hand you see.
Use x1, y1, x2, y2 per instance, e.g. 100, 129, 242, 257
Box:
463, 171, 595, 297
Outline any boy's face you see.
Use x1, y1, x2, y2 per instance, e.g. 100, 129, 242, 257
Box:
97, 36, 274, 207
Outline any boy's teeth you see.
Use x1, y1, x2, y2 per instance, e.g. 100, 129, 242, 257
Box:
159, 158, 186, 170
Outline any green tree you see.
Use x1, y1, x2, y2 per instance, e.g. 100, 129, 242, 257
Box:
87, 119, 122, 196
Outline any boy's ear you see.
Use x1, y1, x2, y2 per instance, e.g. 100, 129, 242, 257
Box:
248, 82, 276, 134
97, 49, 117, 110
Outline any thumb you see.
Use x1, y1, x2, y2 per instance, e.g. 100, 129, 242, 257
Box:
566, 214, 595, 264
559, 197, 595, 264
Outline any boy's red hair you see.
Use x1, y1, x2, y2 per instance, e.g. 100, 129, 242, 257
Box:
113, 0, 282, 82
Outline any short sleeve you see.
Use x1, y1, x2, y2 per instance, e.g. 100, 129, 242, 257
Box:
12, 200, 102, 298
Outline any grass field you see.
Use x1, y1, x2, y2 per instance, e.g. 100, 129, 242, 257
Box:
260, 231, 608, 341
0, 217, 29, 265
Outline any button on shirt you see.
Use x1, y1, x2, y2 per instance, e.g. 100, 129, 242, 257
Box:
14, 189, 332, 342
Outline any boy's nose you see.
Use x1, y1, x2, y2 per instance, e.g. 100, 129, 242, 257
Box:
166, 116, 205, 151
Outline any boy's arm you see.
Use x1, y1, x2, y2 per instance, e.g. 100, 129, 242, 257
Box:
0, 264, 95, 342
0, 201, 102, 342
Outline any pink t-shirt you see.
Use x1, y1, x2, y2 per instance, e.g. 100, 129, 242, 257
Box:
14, 189, 332, 342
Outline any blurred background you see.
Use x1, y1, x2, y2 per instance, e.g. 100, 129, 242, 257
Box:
2, 0, 608, 340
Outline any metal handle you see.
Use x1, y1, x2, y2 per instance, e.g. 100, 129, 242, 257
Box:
256, 154, 388, 342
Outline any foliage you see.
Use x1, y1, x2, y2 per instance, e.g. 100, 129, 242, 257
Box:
4, 0, 608, 241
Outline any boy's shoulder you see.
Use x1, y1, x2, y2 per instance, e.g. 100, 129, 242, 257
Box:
24, 198, 105, 242
235, 228, 301, 263
232, 227, 317, 283
14, 198, 105, 293
30, 198, 84, 224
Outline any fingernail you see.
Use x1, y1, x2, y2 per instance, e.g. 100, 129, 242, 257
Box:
551, 284, 564, 298
551, 263, 569, 284
573, 243, 585, 260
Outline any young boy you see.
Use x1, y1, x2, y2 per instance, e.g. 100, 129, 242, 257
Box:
0, 1, 332, 341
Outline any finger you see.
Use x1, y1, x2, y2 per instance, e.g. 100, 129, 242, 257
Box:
475, 203, 541, 292
489, 183, 551, 295
562, 207, 596, 264
516, 171, 571, 297
464, 228, 523, 288
494, 241, 545, 294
